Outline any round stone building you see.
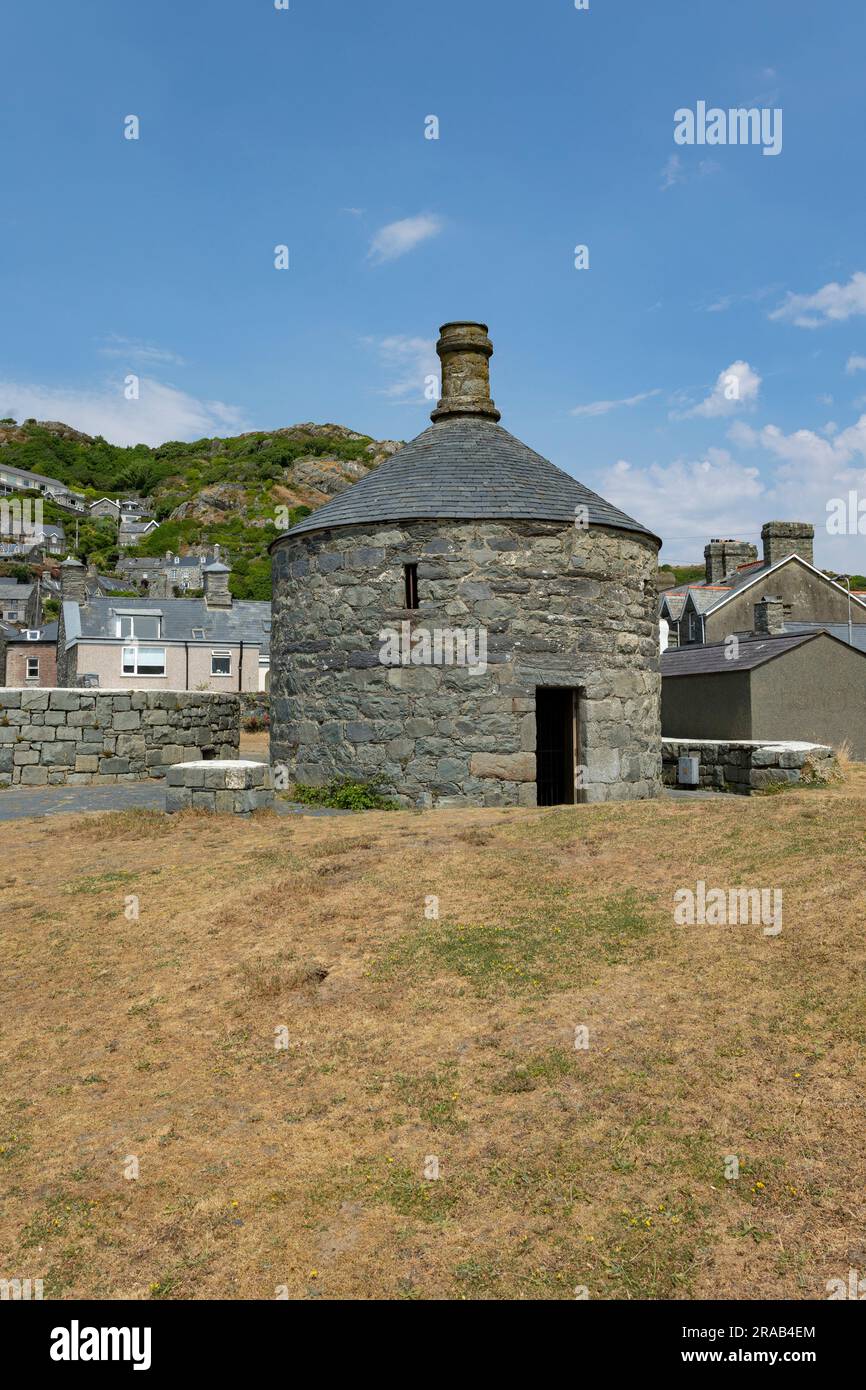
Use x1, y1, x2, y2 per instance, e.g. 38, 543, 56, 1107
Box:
270, 322, 662, 807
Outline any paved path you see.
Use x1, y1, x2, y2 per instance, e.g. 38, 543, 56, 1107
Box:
0, 781, 347, 822
0, 777, 736, 823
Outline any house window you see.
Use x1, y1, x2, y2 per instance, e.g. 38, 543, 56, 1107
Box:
404, 563, 419, 609
5, 610, 17, 620
211, 651, 232, 676
116, 614, 161, 640
191, 628, 205, 639
122, 645, 166, 676
26, 656, 39, 678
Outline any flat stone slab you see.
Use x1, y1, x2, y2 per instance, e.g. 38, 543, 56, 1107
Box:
166, 758, 274, 813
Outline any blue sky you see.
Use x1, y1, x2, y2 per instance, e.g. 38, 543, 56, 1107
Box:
2, 0, 866, 566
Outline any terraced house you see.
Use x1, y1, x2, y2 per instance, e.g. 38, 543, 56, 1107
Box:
660, 521, 866, 647
56, 556, 270, 692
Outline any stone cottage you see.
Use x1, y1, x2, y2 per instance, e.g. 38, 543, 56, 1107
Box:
270, 321, 662, 807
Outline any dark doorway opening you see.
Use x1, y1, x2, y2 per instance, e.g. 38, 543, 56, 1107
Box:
535, 687, 577, 806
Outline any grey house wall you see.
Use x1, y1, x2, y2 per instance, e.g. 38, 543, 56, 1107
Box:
662, 633, 866, 758
271, 518, 661, 807
703, 564, 866, 643
661, 669, 752, 740
750, 633, 866, 757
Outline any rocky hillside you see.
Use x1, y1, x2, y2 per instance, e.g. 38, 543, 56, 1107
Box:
0, 419, 402, 598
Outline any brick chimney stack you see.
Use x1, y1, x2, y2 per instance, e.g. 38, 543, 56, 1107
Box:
754, 595, 786, 635
761, 521, 814, 568
430, 321, 501, 423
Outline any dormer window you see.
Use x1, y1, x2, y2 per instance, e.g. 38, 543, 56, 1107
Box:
116, 612, 161, 640
404, 563, 419, 610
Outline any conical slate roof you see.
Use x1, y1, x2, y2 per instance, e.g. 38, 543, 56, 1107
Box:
272, 321, 659, 546
277, 416, 658, 543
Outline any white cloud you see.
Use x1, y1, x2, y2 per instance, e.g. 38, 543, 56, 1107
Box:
365, 335, 439, 403
368, 213, 443, 264
846, 354, 866, 374
599, 449, 765, 556
571, 389, 660, 418
659, 155, 684, 191
97, 335, 187, 366
0, 377, 247, 446
674, 360, 761, 419
769, 271, 866, 328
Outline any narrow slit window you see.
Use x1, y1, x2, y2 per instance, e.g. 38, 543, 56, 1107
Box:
404, 563, 419, 610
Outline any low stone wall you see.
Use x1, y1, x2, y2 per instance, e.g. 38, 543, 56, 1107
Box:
0, 689, 240, 787
662, 737, 838, 795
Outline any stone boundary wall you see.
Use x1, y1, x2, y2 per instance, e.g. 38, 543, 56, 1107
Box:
0, 689, 240, 788
662, 737, 837, 795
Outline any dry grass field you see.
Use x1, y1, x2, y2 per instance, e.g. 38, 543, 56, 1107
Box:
2, 771, 865, 1301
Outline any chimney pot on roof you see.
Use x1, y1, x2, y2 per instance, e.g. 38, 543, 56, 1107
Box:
430, 321, 501, 423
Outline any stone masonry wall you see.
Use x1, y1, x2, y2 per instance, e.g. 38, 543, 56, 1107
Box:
662, 737, 838, 794
0, 689, 239, 787
271, 519, 661, 807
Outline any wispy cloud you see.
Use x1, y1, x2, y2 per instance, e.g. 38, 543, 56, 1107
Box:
659, 155, 684, 191
365, 334, 439, 403
97, 334, 187, 367
0, 377, 247, 446
571, 389, 660, 418
673, 360, 761, 419
770, 271, 866, 328
846, 353, 866, 374
659, 154, 720, 192
368, 213, 443, 264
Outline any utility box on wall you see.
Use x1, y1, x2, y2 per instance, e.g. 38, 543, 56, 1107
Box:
677, 754, 700, 787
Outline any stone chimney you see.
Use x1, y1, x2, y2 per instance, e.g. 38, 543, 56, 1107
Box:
202, 559, 232, 608
761, 521, 814, 568
754, 595, 785, 635
704, 538, 759, 584
59, 555, 86, 604
430, 321, 501, 423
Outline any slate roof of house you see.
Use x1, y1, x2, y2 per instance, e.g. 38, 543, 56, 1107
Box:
685, 586, 731, 614
275, 416, 660, 544
7, 621, 57, 643
661, 629, 825, 676
0, 579, 33, 596
63, 597, 271, 655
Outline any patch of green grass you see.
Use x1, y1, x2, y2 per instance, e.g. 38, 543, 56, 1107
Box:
393, 1066, 464, 1130
290, 779, 396, 811
374, 890, 660, 996
490, 1047, 577, 1094
65, 871, 139, 895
